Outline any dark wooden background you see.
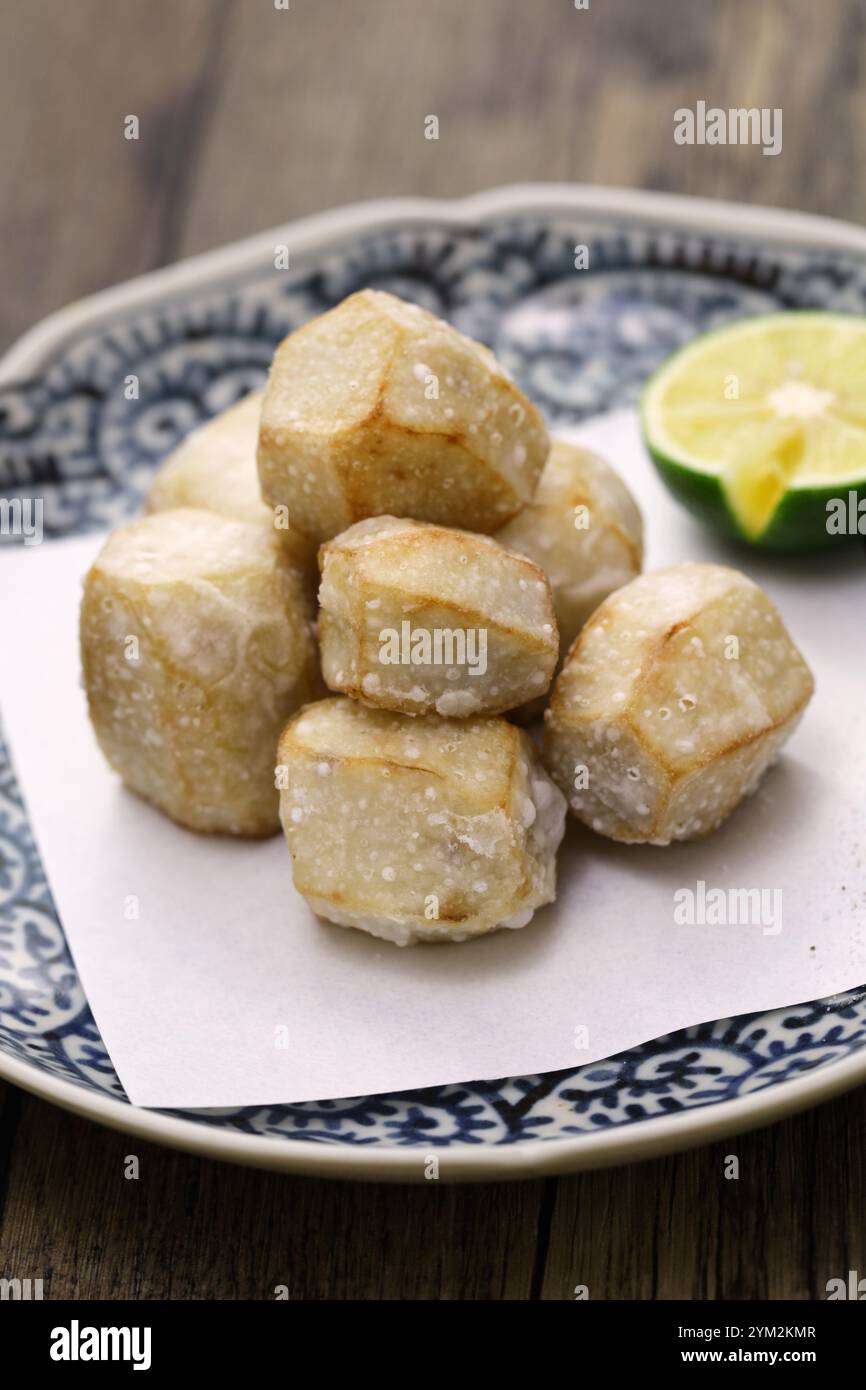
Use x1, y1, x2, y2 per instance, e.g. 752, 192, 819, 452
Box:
1, 0, 864, 1299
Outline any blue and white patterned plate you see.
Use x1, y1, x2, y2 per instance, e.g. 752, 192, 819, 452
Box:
2, 186, 866, 1180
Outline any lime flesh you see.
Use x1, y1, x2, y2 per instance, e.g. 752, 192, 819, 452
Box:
642, 312, 866, 549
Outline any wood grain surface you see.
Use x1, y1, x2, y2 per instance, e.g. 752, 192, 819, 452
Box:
1, 0, 864, 1300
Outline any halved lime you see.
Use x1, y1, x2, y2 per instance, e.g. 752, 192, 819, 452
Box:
642, 311, 866, 549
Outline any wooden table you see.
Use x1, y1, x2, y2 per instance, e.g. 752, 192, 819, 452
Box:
1, 0, 863, 1299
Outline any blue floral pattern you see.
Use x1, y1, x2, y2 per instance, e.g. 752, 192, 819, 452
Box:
2, 209, 866, 1148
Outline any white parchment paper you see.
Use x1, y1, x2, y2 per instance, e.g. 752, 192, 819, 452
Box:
1, 409, 864, 1108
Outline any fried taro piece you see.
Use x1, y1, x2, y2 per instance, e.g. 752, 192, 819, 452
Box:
81, 508, 321, 835
276, 698, 566, 944
318, 516, 558, 717
257, 289, 549, 543
543, 562, 815, 844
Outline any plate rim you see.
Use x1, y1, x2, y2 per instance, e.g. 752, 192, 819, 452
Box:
2, 1034, 865, 1182
2, 180, 865, 1180
4, 181, 866, 385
